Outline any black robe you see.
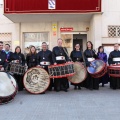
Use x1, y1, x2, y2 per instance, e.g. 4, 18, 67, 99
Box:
10, 52, 25, 91
37, 50, 53, 90
52, 46, 70, 91
26, 54, 37, 69
84, 49, 99, 90
108, 50, 120, 89
0, 50, 7, 69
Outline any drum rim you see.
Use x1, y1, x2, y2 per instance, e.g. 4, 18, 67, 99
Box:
48, 62, 74, 68
87, 59, 106, 75
0, 72, 18, 104
68, 62, 87, 84
23, 67, 50, 94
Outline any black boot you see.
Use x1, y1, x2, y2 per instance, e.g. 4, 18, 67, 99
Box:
78, 86, 81, 90
74, 86, 77, 90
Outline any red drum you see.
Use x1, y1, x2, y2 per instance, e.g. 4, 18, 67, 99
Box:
23, 67, 50, 94
0, 72, 17, 104
68, 62, 87, 84
48, 62, 75, 78
87, 60, 107, 78
107, 64, 120, 77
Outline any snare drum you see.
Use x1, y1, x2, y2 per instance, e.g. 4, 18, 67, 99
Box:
23, 67, 50, 94
107, 64, 120, 77
0, 72, 17, 104
87, 60, 107, 78
6, 63, 26, 75
48, 62, 75, 78
68, 62, 87, 84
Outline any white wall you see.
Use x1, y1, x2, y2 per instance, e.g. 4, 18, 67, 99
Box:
102, 0, 120, 44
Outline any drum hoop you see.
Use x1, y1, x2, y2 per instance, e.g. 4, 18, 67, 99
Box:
87, 60, 106, 75
23, 67, 50, 94
48, 63, 65, 68
68, 62, 87, 84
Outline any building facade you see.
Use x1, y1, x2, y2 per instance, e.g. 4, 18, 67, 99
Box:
0, 0, 120, 56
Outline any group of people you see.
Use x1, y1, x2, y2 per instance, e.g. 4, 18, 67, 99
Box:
0, 39, 120, 93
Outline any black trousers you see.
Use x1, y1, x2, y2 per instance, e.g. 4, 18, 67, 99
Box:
54, 77, 69, 91
110, 77, 120, 89
14, 74, 24, 91
84, 73, 99, 90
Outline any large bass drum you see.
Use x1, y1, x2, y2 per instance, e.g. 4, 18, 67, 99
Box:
0, 72, 17, 105
23, 67, 50, 94
87, 60, 107, 78
67, 62, 87, 84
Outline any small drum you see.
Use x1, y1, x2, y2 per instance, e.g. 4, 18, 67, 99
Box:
0, 72, 17, 104
48, 62, 75, 78
23, 67, 50, 94
107, 64, 120, 77
87, 60, 107, 78
68, 62, 87, 84
6, 63, 26, 75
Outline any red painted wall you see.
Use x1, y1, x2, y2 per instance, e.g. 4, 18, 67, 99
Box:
4, 0, 101, 14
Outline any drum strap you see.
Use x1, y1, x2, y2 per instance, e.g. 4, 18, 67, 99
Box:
62, 47, 71, 61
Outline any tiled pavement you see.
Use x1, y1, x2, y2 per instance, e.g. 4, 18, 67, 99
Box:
0, 84, 120, 120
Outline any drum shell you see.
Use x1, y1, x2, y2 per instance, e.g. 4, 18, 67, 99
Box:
48, 62, 75, 78
107, 64, 120, 77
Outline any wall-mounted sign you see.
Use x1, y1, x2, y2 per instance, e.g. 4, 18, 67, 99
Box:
48, 0, 56, 9
60, 28, 73, 32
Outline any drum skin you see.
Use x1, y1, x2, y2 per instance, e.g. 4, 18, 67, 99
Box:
23, 67, 50, 94
67, 62, 87, 84
87, 60, 107, 78
0, 72, 17, 104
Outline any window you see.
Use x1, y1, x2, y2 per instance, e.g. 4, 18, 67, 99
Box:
24, 32, 49, 54
108, 26, 120, 37
0, 33, 12, 50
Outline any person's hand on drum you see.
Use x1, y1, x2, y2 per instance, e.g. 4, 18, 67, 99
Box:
36, 65, 41, 68
54, 63, 57, 65
67, 61, 71, 63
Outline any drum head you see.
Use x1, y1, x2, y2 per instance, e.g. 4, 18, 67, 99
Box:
87, 60, 105, 74
0, 72, 17, 97
68, 62, 87, 84
23, 67, 50, 94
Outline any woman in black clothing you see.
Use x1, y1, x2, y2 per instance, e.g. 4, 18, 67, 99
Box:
10, 46, 25, 91
26, 46, 37, 69
84, 41, 99, 90
70, 44, 84, 90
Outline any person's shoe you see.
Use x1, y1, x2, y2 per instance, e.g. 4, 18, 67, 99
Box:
74, 86, 77, 90
78, 86, 81, 90
64, 89, 68, 92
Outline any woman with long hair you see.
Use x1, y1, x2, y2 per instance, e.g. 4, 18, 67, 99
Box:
10, 46, 25, 91
26, 46, 37, 69
97, 46, 109, 87
84, 41, 99, 90
70, 44, 84, 90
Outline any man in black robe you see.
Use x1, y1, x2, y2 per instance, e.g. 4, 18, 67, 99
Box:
0, 41, 7, 70
52, 38, 71, 92
108, 43, 120, 89
37, 42, 53, 91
